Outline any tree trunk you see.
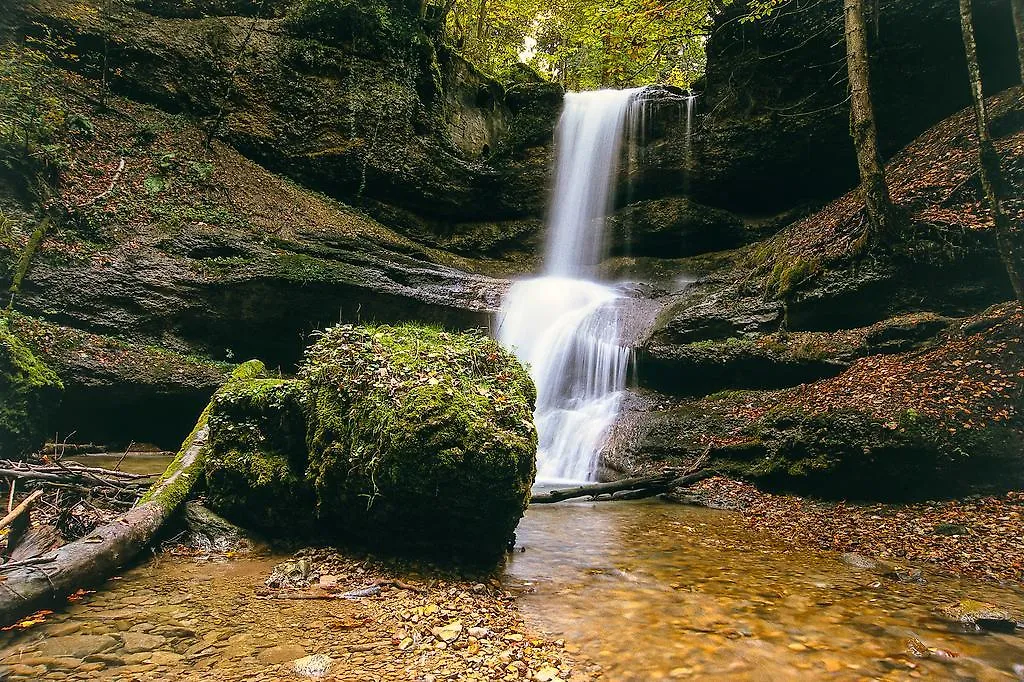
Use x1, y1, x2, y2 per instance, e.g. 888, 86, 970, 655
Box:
530, 469, 714, 504
0, 361, 264, 626
475, 0, 488, 39
844, 0, 896, 240
959, 0, 1024, 302
1013, 0, 1024, 83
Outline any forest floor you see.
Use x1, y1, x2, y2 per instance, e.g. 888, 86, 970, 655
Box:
680, 476, 1024, 585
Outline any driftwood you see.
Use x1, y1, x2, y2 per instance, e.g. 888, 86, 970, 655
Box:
0, 489, 43, 532
0, 361, 262, 626
530, 469, 715, 504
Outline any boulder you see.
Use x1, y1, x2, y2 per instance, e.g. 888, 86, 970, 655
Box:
0, 315, 62, 459
204, 324, 537, 562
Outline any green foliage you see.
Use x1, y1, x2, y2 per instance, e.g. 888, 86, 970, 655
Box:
447, 0, 715, 89
0, 27, 77, 181
285, 0, 420, 53
0, 313, 63, 459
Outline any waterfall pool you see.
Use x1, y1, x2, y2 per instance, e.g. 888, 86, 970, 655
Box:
4, 497, 1024, 681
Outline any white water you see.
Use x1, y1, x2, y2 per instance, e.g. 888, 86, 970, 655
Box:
498, 89, 641, 484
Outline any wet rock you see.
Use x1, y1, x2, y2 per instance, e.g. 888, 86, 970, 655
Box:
36, 634, 118, 659
266, 559, 313, 589
431, 621, 464, 643
939, 599, 1021, 632
121, 632, 168, 654
840, 553, 878, 570
257, 644, 307, 664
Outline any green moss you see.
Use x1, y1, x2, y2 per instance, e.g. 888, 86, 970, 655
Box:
299, 324, 536, 561
139, 359, 265, 507
204, 370, 316, 533
0, 313, 63, 459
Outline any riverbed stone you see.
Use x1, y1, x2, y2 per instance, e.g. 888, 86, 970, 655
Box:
121, 631, 168, 654
257, 644, 307, 664
939, 599, 1020, 632
36, 634, 118, 659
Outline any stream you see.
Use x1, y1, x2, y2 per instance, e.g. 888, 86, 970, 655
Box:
509, 502, 1024, 681
4, 494, 1024, 680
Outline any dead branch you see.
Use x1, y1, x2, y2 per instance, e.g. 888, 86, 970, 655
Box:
0, 490, 43, 532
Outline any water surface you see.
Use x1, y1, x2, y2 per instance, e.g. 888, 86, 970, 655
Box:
506, 500, 1024, 681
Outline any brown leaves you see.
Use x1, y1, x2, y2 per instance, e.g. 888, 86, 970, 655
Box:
693, 476, 1024, 584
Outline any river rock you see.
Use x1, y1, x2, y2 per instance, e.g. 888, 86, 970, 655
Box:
939, 599, 1021, 632
36, 634, 118, 659
257, 644, 307, 665
121, 632, 168, 654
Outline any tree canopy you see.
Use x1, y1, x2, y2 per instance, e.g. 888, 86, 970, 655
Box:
445, 0, 716, 90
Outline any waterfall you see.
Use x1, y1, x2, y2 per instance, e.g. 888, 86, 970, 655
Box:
497, 89, 641, 484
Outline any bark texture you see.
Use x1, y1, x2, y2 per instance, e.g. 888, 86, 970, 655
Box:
960, 0, 1024, 302
844, 0, 896, 239
1013, 0, 1024, 84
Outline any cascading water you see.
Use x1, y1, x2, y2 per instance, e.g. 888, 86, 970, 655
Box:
497, 88, 641, 484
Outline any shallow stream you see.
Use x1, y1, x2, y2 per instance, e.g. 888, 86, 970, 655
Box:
4, 494, 1024, 680
508, 501, 1024, 681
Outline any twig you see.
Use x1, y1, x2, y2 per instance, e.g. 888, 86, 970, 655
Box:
114, 441, 135, 472
80, 157, 125, 207
6, 482, 14, 515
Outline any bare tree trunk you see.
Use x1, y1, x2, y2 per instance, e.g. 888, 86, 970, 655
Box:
1013, 0, 1024, 83
475, 0, 487, 39
844, 0, 897, 240
959, 0, 1024, 301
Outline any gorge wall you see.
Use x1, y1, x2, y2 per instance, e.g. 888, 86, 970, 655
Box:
1, 0, 1021, 498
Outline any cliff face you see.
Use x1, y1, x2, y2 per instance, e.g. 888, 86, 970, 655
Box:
632, 0, 1019, 216
1, 0, 1021, 496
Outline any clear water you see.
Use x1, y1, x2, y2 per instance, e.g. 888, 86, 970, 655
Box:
507, 501, 1024, 682
497, 89, 641, 484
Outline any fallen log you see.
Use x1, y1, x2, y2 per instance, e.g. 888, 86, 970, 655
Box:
530, 470, 715, 504
0, 360, 263, 626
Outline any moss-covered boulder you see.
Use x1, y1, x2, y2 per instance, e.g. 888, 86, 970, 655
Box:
204, 324, 537, 562
0, 315, 62, 459
204, 375, 316, 535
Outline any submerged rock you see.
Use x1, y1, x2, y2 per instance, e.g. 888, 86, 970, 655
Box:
939, 599, 1021, 632
0, 316, 62, 459
204, 324, 537, 562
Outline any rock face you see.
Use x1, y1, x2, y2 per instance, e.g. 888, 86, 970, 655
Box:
17, 0, 559, 237
205, 324, 537, 562
615, 304, 1024, 500
8, 312, 231, 449
632, 0, 1019, 214
0, 315, 62, 459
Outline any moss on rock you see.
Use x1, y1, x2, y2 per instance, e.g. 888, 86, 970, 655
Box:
204, 374, 316, 535
0, 314, 62, 459
300, 324, 536, 562
203, 324, 537, 563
